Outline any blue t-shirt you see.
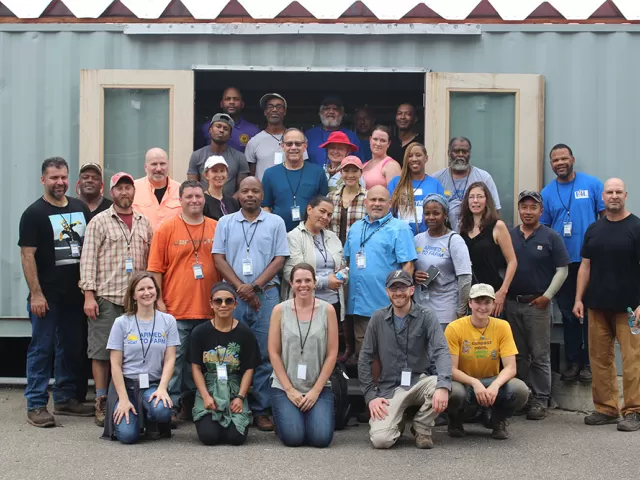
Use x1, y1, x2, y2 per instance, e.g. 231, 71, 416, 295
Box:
305, 126, 362, 166
359, 138, 372, 163
262, 162, 329, 232
387, 175, 445, 235
540, 172, 604, 263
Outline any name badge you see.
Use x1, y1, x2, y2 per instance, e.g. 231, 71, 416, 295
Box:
414, 188, 423, 196
216, 364, 228, 381
291, 206, 301, 222
401, 368, 412, 387
274, 152, 284, 165
297, 363, 307, 380
69, 241, 81, 258
125, 257, 134, 273
139, 373, 150, 389
563, 222, 572, 237
356, 251, 366, 270
193, 263, 204, 280
242, 258, 253, 276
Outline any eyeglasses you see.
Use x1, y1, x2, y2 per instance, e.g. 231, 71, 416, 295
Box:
283, 141, 305, 147
265, 104, 285, 111
212, 297, 235, 306
468, 195, 486, 200
388, 285, 411, 293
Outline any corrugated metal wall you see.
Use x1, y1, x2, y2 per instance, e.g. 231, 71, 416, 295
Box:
1, 28, 639, 317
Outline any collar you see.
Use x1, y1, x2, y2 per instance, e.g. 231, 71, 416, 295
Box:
518, 223, 542, 238
337, 185, 367, 198
381, 301, 420, 323
364, 211, 393, 225
235, 208, 266, 224
141, 175, 175, 193
108, 204, 141, 220
449, 165, 473, 180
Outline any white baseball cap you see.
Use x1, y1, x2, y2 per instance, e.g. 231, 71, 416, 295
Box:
469, 283, 496, 300
204, 156, 229, 171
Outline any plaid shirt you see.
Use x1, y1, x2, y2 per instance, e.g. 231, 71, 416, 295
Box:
79, 205, 154, 305
328, 185, 367, 241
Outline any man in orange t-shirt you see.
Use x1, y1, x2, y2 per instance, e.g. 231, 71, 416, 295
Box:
148, 180, 221, 420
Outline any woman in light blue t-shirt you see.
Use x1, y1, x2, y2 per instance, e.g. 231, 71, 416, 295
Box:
102, 272, 180, 444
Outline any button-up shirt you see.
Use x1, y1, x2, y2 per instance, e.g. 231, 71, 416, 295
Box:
358, 302, 452, 404
344, 212, 417, 317
79, 205, 153, 305
132, 176, 181, 230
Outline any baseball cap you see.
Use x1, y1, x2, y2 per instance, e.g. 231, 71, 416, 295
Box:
339, 155, 364, 171
79, 162, 103, 176
321, 94, 344, 108
469, 283, 496, 300
109, 172, 134, 189
209, 113, 235, 129
204, 155, 229, 171
385, 270, 414, 288
259, 93, 287, 110
518, 190, 542, 204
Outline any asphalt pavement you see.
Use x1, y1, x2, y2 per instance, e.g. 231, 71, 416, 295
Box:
0, 387, 636, 480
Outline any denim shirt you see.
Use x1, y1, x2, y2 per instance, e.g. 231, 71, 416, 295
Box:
358, 302, 452, 404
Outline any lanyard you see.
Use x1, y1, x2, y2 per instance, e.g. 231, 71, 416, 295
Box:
313, 231, 328, 267
241, 220, 259, 256
181, 215, 206, 263
213, 320, 229, 366
116, 217, 134, 249
220, 199, 228, 216
294, 297, 315, 356
284, 163, 305, 206
449, 168, 471, 202
556, 177, 576, 218
134, 311, 156, 364
392, 315, 411, 368
264, 130, 284, 144
359, 216, 392, 250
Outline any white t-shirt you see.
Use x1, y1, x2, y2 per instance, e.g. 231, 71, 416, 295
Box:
245, 130, 309, 181
433, 166, 501, 232
414, 231, 472, 324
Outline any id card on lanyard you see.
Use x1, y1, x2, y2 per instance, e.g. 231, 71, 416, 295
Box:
357, 216, 391, 270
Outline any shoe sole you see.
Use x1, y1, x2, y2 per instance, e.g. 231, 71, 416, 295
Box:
491, 433, 509, 440
447, 431, 465, 438
585, 418, 620, 426
27, 418, 56, 428
526, 415, 547, 421
617, 425, 640, 432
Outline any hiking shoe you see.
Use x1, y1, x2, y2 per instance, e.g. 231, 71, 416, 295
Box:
447, 415, 465, 438
410, 427, 434, 449
434, 412, 449, 427
526, 403, 548, 421
170, 411, 179, 429
27, 407, 56, 428
561, 363, 581, 382
254, 415, 275, 431
491, 419, 510, 440
617, 413, 640, 432
578, 366, 593, 383
584, 412, 620, 426
94, 395, 107, 427
54, 398, 94, 417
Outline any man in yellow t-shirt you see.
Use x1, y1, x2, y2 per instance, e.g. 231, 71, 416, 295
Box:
444, 284, 529, 440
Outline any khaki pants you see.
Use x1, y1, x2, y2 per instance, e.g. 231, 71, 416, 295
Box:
369, 375, 438, 449
353, 315, 370, 355
588, 309, 640, 416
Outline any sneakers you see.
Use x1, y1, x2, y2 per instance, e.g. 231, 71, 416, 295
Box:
561, 363, 581, 382
94, 395, 107, 427
526, 402, 548, 421
578, 366, 593, 383
617, 412, 640, 432
27, 407, 56, 428
491, 418, 510, 440
410, 427, 434, 449
254, 415, 275, 431
447, 414, 465, 438
53, 398, 94, 417
584, 412, 620, 426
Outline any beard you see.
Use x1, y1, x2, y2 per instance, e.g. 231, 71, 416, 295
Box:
321, 115, 343, 129
47, 185, 67, 199
449, 157, 469, 172
212, 137, 227, 146
556, 164, 574, 180
114, 197, 132, 209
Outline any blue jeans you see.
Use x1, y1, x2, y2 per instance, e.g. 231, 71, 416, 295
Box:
235, 287, 279, 415
114, 385, 173, 444
448, 377, 530, 420
25, 301, 84, 410
271, 387, 334, 447
168, 319, 208, 407
556, 262, 589, 367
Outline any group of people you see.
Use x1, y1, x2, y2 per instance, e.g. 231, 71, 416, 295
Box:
17, 87, 640, 448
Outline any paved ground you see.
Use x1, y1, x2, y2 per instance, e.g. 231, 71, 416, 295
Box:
0, 387, 636, 480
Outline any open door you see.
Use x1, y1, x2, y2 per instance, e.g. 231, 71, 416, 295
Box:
425, 72, 544, 225
80, 69, 194, 183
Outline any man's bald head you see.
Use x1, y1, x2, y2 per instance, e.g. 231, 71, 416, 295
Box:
603, 177, 628, 215
144, 148, 170, 186
238, 176, 263, 212
365, 185, 392, 220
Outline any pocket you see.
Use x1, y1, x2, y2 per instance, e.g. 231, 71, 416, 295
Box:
257, 236, 272, 256
165, 198, 181, 210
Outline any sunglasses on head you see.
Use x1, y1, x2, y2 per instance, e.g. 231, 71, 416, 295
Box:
212, 297, 235, 306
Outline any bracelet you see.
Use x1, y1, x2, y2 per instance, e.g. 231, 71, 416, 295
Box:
233, 394, 245, 401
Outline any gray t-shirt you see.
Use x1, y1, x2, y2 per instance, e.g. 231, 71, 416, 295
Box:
188, 145, 249, 197
313, 233, 339, 305
414, 231, 472, 325
433, 166, 501, 232
245, 130, 309, 181
106, 311, 181, 381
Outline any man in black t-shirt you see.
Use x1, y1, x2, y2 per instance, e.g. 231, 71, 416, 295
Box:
18, 157, 94, 428
574, 178, 640, 432
387, 103, 424, 166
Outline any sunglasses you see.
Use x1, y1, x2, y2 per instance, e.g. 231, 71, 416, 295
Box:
283, 141, 305, 147
212, 297, 235, 306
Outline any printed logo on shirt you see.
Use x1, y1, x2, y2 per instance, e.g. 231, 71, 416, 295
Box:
462, 340, 471, 354
574, 189, 590, 199
49, 212, 87, 266
490, 349, 497, 360
173, 238, 214, 247
126, 331, 166, 346
418, 245, 448, 258
444, 190, 452, 198
202, 342, 241, 372
240, 134, 250, 145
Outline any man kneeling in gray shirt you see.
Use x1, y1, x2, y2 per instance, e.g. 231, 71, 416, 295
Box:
359, 270, 452, 449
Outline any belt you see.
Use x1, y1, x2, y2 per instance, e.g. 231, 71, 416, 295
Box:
508, 294, 540, 304
253, 283, 278, 293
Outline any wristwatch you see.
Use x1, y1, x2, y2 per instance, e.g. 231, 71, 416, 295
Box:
233, 394, 246, 401
252, 283, 263, 293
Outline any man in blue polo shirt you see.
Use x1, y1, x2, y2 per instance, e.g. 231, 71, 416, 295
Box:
305, 95, 362, 167
344, 185, 417, 356
262, 128, 328, 232
212, 176, 289, 432
507, 190, 570, 421
540, 144, 604, 384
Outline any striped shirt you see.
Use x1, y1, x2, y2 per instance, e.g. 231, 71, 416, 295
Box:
328, 185, 367, 243
79, 205, 154, 305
